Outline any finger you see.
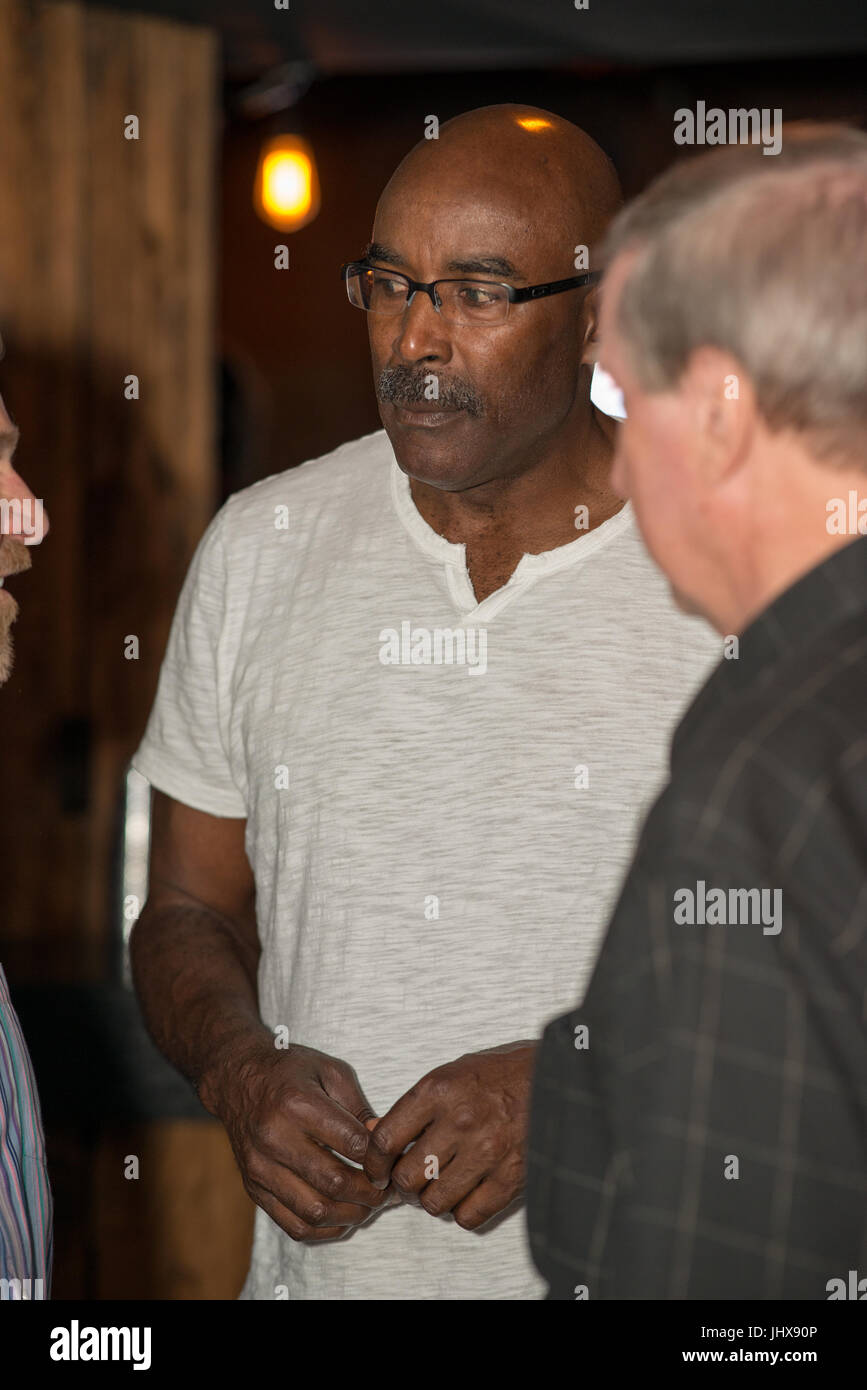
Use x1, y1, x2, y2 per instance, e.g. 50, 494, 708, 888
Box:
254, 1108, 388, 1206
265, 1092, 386, 1202
248, 1181, 346, 1243
415, 1155, 491, 1217
452, 1177, 519, 1231
364, 1092, 435, 1187
390, 1132, 458, 1202
250, 1167, 380, 1234
284, 1087, 373, 1167
289, 1135, 391, 1208
317, 1058, 378, 1138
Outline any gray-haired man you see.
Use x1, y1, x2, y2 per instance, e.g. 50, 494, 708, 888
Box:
528, 126, 867, 1300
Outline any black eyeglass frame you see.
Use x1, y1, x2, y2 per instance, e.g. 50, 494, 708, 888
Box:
340, 261, 601, 315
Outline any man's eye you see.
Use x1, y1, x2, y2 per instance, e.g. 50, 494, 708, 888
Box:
457, 284, 498, 307
377, 277, 405, 296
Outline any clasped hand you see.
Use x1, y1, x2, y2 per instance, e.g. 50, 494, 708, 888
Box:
364, 1040, 538, 1231
209, 1036, 537, 1243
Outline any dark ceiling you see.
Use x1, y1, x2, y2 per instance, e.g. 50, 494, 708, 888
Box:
90, 0, 867, 83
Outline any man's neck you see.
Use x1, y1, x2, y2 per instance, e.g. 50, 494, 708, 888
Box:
707, 447, 867, 635
408, 407, 623, 558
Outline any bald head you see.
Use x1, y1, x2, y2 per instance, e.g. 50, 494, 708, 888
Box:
379, 104, 622, 257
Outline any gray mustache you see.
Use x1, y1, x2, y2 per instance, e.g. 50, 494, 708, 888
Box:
376, 367, 484, 418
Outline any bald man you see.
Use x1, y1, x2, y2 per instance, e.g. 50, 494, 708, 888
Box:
130, 105, 719, 1300
0, 384, 53, 1297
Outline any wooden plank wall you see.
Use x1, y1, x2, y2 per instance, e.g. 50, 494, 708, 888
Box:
0, 0, 218, 977
0, 0, 255, 1297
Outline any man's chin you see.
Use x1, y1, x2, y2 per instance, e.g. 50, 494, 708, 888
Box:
386, 433, 481, 491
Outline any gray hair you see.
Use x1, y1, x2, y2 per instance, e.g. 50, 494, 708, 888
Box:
601, 126, 867, 467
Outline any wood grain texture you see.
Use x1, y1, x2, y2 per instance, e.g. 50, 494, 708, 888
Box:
0, 1, 250, 1302
0, 1, 217, 978
92, 1122, 255, 1300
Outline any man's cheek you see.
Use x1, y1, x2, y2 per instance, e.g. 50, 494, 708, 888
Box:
367, 327, 391, 372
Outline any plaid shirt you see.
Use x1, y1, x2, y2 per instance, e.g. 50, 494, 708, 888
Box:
526, 534, 867, 1300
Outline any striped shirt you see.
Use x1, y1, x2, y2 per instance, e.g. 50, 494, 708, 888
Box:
0, 963, 52, 1298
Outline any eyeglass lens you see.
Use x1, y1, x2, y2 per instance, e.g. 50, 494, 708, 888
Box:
348, 268, 509, 323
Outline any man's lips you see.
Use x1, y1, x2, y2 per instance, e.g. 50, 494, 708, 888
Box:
390, 401, 466, 428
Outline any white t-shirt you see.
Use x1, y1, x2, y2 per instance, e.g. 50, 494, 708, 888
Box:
132, 428, 720, 1300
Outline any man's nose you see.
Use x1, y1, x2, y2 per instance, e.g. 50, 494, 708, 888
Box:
391, 291, 452, 364
0, 467, 50, 543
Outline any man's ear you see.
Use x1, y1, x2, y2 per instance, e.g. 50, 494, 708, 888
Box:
580, 286, 600, 367
684, 347, 757, 483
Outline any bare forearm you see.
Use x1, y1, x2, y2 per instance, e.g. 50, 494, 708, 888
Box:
130, 902, 271, 1112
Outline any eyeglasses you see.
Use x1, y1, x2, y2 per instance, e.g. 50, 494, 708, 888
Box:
340, 261, 600, 327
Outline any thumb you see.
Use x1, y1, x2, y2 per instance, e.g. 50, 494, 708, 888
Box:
364, 1116, 401, 1204
320, 1058, 377, 1127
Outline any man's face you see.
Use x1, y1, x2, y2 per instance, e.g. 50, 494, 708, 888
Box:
0, 389, 49, 686
366, 168, 592, 490
599, 253, 720, 624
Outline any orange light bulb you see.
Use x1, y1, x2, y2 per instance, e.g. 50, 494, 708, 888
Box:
254, 135, 321, 232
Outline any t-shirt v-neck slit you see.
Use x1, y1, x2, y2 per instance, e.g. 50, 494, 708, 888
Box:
389, 456, 636, 622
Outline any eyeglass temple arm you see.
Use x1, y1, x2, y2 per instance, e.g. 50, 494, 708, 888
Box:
510, 271, 600, 302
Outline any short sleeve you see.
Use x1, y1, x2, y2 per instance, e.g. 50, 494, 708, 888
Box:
131, 503, 247, 818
